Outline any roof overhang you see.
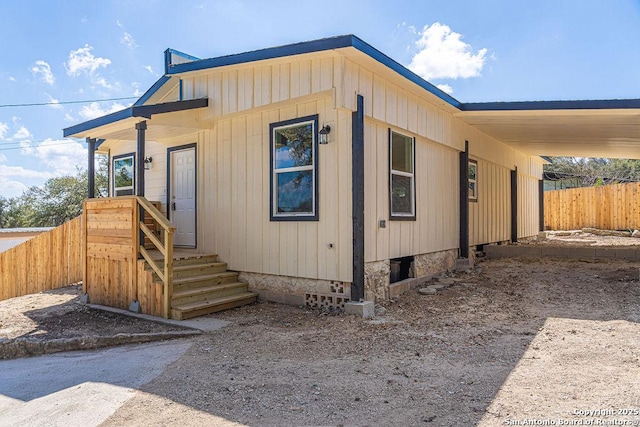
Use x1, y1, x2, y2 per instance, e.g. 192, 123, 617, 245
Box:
63, 98, 209, 143
456, 100, 640, 159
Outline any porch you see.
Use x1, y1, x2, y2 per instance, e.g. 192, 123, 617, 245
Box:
83, 196, 256, 320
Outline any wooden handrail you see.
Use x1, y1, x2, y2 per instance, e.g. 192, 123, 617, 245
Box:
136, 196, 175, 232
135, 197, 175, 319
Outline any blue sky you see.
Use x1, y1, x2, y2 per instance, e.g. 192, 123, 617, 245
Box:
1, 0, 639, 198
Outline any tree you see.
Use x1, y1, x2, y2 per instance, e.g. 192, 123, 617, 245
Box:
0, 155, 108, 228
544, 157, 640, 188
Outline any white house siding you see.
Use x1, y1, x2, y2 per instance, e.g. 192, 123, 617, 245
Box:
199, 96, 353, 283
180, 53, 337, 120
364, 119, 459, 264
105, 49, 544, 284
340, 55, 543, 254
468, 159, 511, 246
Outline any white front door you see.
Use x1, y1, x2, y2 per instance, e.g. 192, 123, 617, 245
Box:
169, 146, 196, 247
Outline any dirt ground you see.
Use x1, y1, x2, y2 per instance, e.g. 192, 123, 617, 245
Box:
0, 285, 187, 343
534, 230, 640, 246
2, 255, 640, 426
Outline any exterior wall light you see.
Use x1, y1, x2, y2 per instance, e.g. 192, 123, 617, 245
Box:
144, 156, 153, 170
318, 125, 331, 144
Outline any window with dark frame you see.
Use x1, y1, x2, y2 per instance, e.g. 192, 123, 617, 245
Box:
269, 115, 318, 221
390, 130, 416, 219
468, 159, 478, 202
112, 153, 135, 196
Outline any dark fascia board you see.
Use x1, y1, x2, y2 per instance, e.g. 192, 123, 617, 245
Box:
164, 48, 201, 74
63, 98, 208, 138
460, 98, 640, 111
134, 75, 172, 106
167, 34, 462, 109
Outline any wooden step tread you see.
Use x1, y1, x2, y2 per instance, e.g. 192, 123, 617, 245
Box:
173, 262, 227, 272
172, 292, 257, 311
173, 271, 238, 285
172, 281, 247, 299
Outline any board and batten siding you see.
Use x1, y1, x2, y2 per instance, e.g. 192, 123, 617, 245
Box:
341, 58, 459, 153
104, 136, 202, 217
518, 172, 541, 239
364, 119, 459, 263
180, 55, 336, 120
468, 159, 511, 246
200, 96, 353, 283
340, 55, 544, 250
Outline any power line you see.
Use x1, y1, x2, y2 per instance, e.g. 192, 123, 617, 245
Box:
0, 97, 137, 109
0, 139, 84, 152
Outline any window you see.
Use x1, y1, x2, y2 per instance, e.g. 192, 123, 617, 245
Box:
113, 153, 135, 196
390, 130, 415, 219
468, 159, 478, 202
270, 115, 318, 221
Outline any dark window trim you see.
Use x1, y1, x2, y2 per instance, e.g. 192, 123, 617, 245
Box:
388, 128, 416, 221
166, 143, 198, 248
468, 158, 478, 203
112, 152, 135, 197
269, 114, 319, 222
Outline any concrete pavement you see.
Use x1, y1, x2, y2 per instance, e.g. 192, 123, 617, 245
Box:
0, 340, 192, 426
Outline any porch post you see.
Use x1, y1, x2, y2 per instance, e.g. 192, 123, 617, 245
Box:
459, 141, 470, 258
511, 167, 518, 242
87, 137, 96, 199
538, 179, 544, 232
351, 94, 365, 302
135, 121, 147, 197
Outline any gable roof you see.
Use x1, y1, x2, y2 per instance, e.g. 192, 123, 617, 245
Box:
64, 34, 640, 159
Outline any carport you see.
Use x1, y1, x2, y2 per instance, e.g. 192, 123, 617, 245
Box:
457, 99, 640, 158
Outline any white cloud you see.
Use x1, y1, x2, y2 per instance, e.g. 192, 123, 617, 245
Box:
144, 65, 154, 74
93, 76, 113, 90
31, 60, 55, 85
117, 20, 137, 49
64, 113, 76, 122
26, 139, 87, 176
12, 126, 31, 140
9, 76, 16, 82
408, 22, 487, 80
131, 82, 142, 97
65, 45, 111, 76
0, 123, 8, 140
0, 153, 6, 162
79, 102, 127, 120
436, 84, 453, 94
0, 164, 51, 179
121, 32, 137, 49
0, 176, 28, 198
45, 93, 64, 110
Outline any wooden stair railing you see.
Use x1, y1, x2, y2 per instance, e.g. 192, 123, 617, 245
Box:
135, 196, 175, 318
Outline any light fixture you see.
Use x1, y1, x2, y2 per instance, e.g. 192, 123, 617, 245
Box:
144, 156, 153, 170
318, 124, 331, 144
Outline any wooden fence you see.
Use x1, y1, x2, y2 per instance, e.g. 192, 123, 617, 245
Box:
83, 196, 171, 317
544, 182, 640, 230
0, 216, 83, 301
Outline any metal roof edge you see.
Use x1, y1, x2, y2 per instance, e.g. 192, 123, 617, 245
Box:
63, 98, 208, 138
166, 34, 462, 109
460, 99, 640, 111
134, 75, 172, 106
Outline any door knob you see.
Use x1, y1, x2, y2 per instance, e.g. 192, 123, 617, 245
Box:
171, 202, 176, 211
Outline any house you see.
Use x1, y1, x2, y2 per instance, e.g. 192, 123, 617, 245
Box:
0, 228, 53, 253
63, 35, 640, 319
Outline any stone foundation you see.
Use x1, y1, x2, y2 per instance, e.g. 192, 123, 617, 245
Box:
364, 260, 391, 303
365, 249, 459, 303
412, 249, 458, 278
238, 272, 350, 309
241, 248, 461, 307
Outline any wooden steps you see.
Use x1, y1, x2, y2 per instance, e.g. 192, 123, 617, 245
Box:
147, 253, 257, 320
